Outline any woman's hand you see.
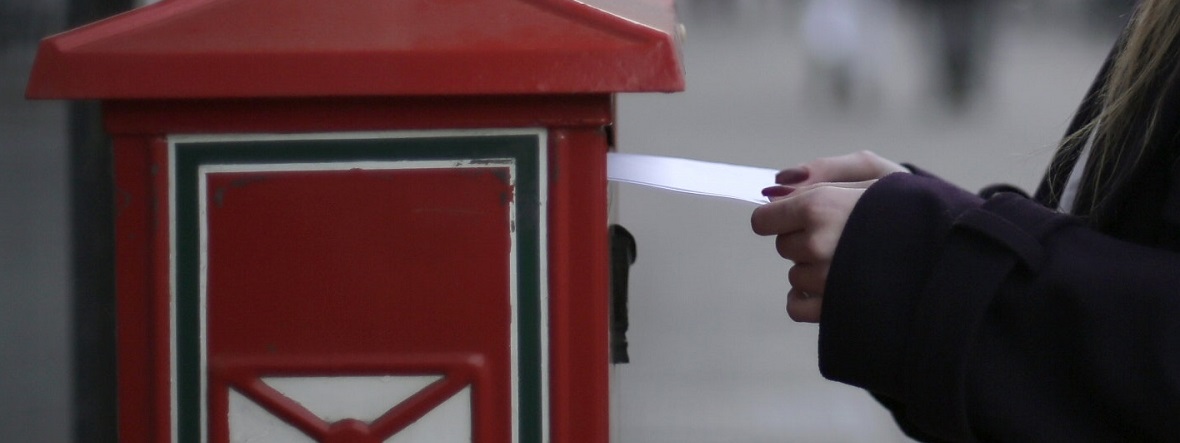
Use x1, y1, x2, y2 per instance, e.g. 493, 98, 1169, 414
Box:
751, 180, 874, 322
773, 150, 908, 187
753, 151, 906, 321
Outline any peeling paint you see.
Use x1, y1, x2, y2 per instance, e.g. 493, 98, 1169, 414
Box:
212, 175, 269, 208
470, 158, 514, 166
212, 187, 228, 208
489, 168, 511, 186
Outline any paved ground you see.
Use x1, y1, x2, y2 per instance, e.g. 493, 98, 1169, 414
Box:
0, 1, 1123, 441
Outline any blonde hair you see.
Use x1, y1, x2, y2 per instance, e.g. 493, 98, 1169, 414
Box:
1053, 0, 1180, 220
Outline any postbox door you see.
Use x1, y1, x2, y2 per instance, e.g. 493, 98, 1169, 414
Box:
167, 130, 548, 443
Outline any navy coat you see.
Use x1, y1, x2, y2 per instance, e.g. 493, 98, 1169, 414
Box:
818, 36, 1180, 441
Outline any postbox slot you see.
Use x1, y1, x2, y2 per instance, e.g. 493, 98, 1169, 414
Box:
609, 224, 636, 364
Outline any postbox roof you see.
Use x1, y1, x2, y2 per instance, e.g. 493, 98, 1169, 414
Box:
26, 0, 684, 99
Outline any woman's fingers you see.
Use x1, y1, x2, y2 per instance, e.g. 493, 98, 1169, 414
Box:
751, 190, 811, 236
775, 167, 810, 185
810, 179, 876, 190
761, 184, 796, 200
775, 231, 830, 263
752, 182, 870, 324
776, 150, 907, 186
786, 288, 823, 323
752, 184, 867, 238
788, 263, 829, 295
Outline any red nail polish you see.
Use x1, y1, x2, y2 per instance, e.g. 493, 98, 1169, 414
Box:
776, 168, 808, 185
761, 185, 794, 197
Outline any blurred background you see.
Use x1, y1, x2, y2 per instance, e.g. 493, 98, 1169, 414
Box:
0, 0, 1130, 441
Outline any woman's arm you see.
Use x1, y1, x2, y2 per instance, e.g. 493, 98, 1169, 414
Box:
818, 172, 1180, 441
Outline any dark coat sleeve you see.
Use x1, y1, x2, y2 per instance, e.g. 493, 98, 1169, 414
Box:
818, 172, 1180, 442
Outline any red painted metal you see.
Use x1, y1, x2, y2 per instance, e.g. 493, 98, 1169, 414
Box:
112, 136, 152, 443
204, 167, 515, 442
150, 137, 174, 443
35, 0, 684, 441
546, 128, 611, 442
26, 0, 683, 99
100, 96, 614, 136
104, 98, 621, 443
113, 135, 172, 443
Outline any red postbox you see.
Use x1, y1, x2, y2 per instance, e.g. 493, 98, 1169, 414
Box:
26, 1, 683, 441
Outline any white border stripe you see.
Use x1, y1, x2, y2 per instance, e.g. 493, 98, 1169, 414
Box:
537, 133, 550, 443
169, 134, 179, 443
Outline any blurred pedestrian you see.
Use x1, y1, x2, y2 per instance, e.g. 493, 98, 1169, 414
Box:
753, 0, 1180, 440
907, 0, 995, 109
799, 0, 896, 108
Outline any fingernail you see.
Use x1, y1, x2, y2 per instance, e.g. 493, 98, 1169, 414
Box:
776, 168, 808, 185
761, 185, 794, 198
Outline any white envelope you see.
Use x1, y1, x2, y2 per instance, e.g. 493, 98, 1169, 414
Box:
607, 152, 778, 205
